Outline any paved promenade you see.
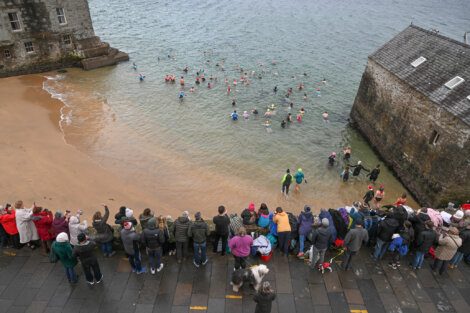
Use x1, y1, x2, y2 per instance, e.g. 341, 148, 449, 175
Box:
0, 247, 469, 313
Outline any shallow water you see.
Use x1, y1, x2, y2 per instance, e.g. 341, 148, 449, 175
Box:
43, 0, 469, 214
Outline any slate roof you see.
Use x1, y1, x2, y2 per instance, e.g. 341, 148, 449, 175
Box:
370, 25, 470, 126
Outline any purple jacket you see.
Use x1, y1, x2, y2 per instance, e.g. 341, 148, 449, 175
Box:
51, 217, 69, 238
229, 235, 253, 257
298, 211, 313, 236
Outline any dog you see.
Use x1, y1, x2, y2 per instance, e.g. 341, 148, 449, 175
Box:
230, 264, 269, 292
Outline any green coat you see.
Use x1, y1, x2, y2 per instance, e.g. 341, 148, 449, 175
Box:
52, 241, 78, 268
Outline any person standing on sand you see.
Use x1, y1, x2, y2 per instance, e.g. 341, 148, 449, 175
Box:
293, 168, 307, 192
367, 164, 381, 183
281, 169, 293, 197
363, 185, 375, 207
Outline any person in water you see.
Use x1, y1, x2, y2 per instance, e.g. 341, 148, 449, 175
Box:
343, 146, 352, 161
296, 113, 302, 123
227, 85, 231, 94
252, 108, 258, 115
281, 120, 286, 128
273, 86, 278, 93
195, 77, 200, 84
139, 73, 145, 81
287, 113, 292, 123
183, 66, 189, 73
264, 109, 272, 118
367, 164, 381, 182
231, 110, 238, 121
328, 152, 336, 166
322, 111, 329, 122
294, 168, 307, 192
132, 62, 137, 70
300, 107, 305, 115
374, 185, 385, 205
281, 169, 293, 197
179, 91, 185, 100
189, 87, 195, 93
341, 166, 352, 182
350, 161, 370, 177
207, 82, 211, 89
243, 111, 249, 120
363, 185, 375, 207
180, 76, 185, 86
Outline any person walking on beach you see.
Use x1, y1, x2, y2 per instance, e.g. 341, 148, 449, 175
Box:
188, 212, 210, 267
273, 207, 291, 256
341, 219, 369, 270
229, 227, 253, 270
121, 221, 146, 274
92, 204, 115, 257
52, 232, 78, 283
293, 168, 307, 192
213, 206, 230, 255
141, 217, 166, 274
73, 233, 103, 285
172, 211, 191, 264
281, 169, 293, 197
253, 281, 276, 313
367, 164, 381, 183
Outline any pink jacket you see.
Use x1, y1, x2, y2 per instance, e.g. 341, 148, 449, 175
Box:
229, 235, 253, 257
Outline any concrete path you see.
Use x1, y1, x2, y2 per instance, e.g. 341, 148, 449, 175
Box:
0, 247, 469, 313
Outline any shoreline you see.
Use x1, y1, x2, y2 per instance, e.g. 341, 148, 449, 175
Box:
0, 74, 168, 220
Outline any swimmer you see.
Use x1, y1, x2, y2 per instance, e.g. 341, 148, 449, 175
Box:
201, 75, 206, 82
179, 91, 185, 100
298, 83, 304, 90
183, 66, 189, 73
252, 108, 258, 115
210, 75, 213, 80
233, 79, 237, 86
263, 120, 272, 127
287, 113, 292, 122
316, 88, 321, 97
328, 152, 336, 166
289, 102, 294, 110
273, 86, 278, 93
232, 99, 236, 106
189, 87, 195, 93
264, 109, 272, 118
231, 110, 238, 121
243, 111, 249, 120
288, 87, 293, 95
224, 78, 228, 84
227, 85, 231, 94
322, 111, 329, 122
207, 82, 211, 89
268, 104, 276, 110
343, 146, 352, 161
322, 78, 327, 84
300, 107, 305, 115
180, 76, 185, 86
303, 93, 308, 101
296, 113, 302, 123
132, 62, 137, 70
281, 120, 286, 128
195, 77, 200, 84
139, 73, 145, 81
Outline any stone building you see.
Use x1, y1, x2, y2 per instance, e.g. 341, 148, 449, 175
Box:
351, 25, 470, 207
0, 0, 128, 77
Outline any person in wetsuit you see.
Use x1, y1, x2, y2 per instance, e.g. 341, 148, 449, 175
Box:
350, 161, 370, 177
363, 185, 375, 207
367, 164, 381, 182
281, 169, 293, 196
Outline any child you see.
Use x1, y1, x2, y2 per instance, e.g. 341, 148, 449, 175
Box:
254, 281, 276, 313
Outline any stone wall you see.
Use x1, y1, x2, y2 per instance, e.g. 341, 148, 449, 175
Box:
350, 59, 470, 207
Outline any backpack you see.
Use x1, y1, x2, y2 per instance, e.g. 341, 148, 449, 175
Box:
287, 212, 299, 236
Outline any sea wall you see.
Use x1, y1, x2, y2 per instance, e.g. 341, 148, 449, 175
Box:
350, 59, 470, 207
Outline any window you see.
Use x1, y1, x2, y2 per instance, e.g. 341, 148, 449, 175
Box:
56, 8, 67, 24
24, 41, 34, 53
4, 49, 11, 58
429, 130, 440, 145
63, 35, 71, 45
444, 76, 465, 89
8, 12, 21, 31
411, 56, 426, 68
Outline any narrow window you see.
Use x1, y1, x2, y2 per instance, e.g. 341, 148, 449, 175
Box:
63, 35, 71, 45
56, 8, 67, 24
24, 41, 34, 53
411, 56, 426, 68
4, 49, 12, 58
444, 76, 465, 89
429, 130, 440, 145
8, 12, 21, 31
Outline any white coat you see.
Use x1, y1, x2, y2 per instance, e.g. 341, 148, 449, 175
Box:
68, 215, 87, 246
15, 208, 39, 243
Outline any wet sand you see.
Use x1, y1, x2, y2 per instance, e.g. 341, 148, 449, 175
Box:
0, 75, 168, 220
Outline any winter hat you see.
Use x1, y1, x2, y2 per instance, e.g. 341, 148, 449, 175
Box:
321, 218, 329, 227
123, 221, 132, 230
55, 210, 63, 218
298, 168, 302, 172
77, 233, 86, 243
195, 212, 202, 220
248, 203, 255, 211
182, 211, 189, 218
56, 232, 69, 243
125, 208, 133, 218
69, 215, 78, 224
453, 210, 464, 220
368, 185, 373, 190
147, 217, 156, 229
392, 233, 400, 239
304, 205, 311, 213
357, 161, 362, 165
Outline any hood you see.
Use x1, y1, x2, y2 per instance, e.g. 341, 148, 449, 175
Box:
56, 232, 69, 242
69, 216, 79, 225
147, 217, 156, 229
178, 216, 189, 223
276, 212, 287, 217
301, 211, 313, 219
53, 216, 66, 224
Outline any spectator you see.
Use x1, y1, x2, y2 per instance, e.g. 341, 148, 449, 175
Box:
273, 207, 291, 256
92, 205, 115, 257
172, 211, 191, 264
297, 205, 313, 258
411, 220, 437, 270
188, 212, 210, 267
32, 207, 53, 254
449, 222, 470, 269
121, 221, 145, 274
373, 215, 399, 261
139, 208, 154, 230
73, 233, 103, 285
254, 281, 276, 313
163, 215, 176, 256
310, 218, 333, 269
0, 205, 20, 249
229, 227, 253, 270
212, 205, 230, 255
69, 213, 87, 247
241, 202, 257, 225
341, 219, 369, 270
15, 200, 39, 249
432, 227, 462, 275
51, 210, 69, 239
51, 232, 78, 283
141, 217, 166, 274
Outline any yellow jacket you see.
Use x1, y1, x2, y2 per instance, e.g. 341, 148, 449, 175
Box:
273, 212, 291, 232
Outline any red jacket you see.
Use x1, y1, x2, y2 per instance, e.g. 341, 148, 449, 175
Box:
33, 211, 54, 241
0, 209, 19, 235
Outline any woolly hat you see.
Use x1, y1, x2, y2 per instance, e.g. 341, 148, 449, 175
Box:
125, 208, 133, 218
298, 168, 302, 172
368, 185, 373, 190
123, 221, 132, 230
304, 205, 311, 213
56, 232, 69, 243
357, 161, 362, 165
195, 212, 202, 220
55, 210, 63, 219
182, 211, 189, 218
77, 233, 86, 243
321, 218, 329, 227
392, 233, 400, 239
453, 210, 464, 220
248, 203, 255, 211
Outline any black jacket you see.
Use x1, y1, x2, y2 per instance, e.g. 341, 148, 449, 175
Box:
141, 227, 166, 250
188, 219, 210, 243
72, 240, 98, 266
92, 206, 114, 243
458, 229, 470, 254
254, 292, 276, 313
172, 216, 191, 242
377, 217, 400, 242
311, 226, 332, 250
415, 229, 437, 253
213, 214, 230, 236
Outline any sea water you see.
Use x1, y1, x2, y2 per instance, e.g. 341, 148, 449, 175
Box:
43, 0, 469, 214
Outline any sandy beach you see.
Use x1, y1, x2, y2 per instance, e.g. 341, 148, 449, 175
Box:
0, 75, 167, 220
